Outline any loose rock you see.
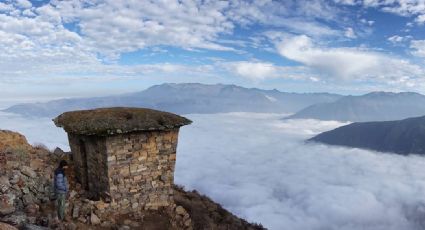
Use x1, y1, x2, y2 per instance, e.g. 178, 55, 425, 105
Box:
22, 224, 50, 230
0, 222, 18, 230
90, 212, 101, 225
21, 166, 36, 179
0, 194, 16, 216
0, 212, 27, 226
0, 176, 10, 193
175, 206, 186, 215
24, 203, 39, 216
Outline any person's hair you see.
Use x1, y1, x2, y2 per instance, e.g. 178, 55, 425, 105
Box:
59, 160, 68, 168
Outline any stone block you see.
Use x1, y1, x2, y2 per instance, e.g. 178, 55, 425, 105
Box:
107, 155, 116, 162
169, 154, 176, 161
21, 166, 36, 178
119, 167, 130, 177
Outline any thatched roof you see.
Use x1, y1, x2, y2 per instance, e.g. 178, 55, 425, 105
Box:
53, 107, 192, 136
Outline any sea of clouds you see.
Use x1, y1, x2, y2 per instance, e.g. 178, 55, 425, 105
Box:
1, 110, 425, 230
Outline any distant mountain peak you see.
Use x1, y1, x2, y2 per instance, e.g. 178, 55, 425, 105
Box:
364, 91, 421, 97
310, 115, 425, 155
286, 90, 425, 122
3, 83, 342, 118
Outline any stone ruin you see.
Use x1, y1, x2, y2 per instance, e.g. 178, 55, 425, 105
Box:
53, 107, 191, 214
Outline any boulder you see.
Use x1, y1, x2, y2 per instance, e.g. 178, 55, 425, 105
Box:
9, 173, 21, 185
0, 204, 15, 217
29, 159, 44, 172
0, 212, 27, 226
22, 224, 50, 230
21, 166, 36, 179
90, 212, 101, 225
24, 203, 39, 216
184, 219, 192, 227
69, 190, 77, 199
72, 204, 80, 219
67, 222, 78, 230
0, 176, 10, 193
175, 206, 186, 215
22, 194, 34, 206
0, 222, 18, 230
0, 194, 16, 216
53, 147, 65, 156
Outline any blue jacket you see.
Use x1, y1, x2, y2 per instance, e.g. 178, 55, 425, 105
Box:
54, 168, 68, 194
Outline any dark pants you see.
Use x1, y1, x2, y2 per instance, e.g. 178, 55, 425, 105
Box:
56, 193, 66, 220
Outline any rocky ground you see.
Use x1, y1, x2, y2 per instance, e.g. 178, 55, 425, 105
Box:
0, 130, 265, 230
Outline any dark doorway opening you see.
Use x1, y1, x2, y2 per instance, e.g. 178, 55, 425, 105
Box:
79, 139, 89, 191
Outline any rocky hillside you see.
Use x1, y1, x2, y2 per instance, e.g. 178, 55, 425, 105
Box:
0, 130, 265, 230
309, 115, 425, 155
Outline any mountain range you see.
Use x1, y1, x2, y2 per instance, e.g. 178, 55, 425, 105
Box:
285, 92, 425, 122
2, 83, 342, 117
309, 115, 425, 155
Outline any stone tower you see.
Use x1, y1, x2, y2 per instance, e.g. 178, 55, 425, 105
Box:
53, 107, 191, 212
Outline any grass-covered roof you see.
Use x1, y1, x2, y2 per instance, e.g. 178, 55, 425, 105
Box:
53, 107, 192, 136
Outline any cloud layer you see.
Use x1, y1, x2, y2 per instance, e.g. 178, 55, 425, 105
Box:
276, 35, 425, 86
4, 111, 425, 229
177, 113, 425, 230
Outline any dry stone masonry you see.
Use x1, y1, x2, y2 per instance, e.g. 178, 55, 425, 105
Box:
54, 107, 191, 214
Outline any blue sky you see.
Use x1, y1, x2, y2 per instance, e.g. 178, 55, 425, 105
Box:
1, 0, 425, 101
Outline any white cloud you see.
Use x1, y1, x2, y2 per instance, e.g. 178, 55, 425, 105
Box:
15, 0, 32, 9
229, 0, 340, 25
225, 62, 278, 80
222, 61, 319, 81
336, 0, 425, 25
50, 0, 236, 58
344, 27, 357, 38
0, 2, 14, 11
276, 35, 425, 84
176, 113, 425, 230
7, 111, 425, 230
0, 0, 346, 59
0, 0, 354, 85
388, 35, 406, 43
0, 0, 238, 78
278, 18, 341, 37
0, 0, 422, 94
410, 40, 425, 57
334, 0, 357, 5
416, 14, 425, 24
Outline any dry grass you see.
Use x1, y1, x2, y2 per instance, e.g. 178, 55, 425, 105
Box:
174, 185, 266, 230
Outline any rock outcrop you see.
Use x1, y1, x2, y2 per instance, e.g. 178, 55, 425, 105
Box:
0, 130, 33, 153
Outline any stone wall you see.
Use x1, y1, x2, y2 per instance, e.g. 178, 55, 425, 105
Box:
106, 129, 179, 212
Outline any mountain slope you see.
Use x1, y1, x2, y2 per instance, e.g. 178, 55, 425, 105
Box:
286, 92, 425, 122
3, 83, 342, 117
309, 116, 425, 155
0, 130, 265, 229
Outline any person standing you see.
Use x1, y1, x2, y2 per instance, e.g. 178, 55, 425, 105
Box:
54, 160, 69, 221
